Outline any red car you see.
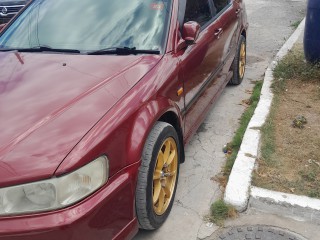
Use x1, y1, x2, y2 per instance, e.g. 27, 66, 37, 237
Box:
0, 0, 248, 239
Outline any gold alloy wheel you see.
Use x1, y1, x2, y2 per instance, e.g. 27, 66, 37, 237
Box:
239, 41, 246, 78
153, 137, 178, 215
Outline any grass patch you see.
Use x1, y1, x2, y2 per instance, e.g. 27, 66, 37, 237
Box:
273, 48, 320, 83
210, 200, 237, 226
259, 95, 278, 166
270, 46, 320, 141
223, 81, 263, 176
253, 44, 320, 198
290, 19, 302, 29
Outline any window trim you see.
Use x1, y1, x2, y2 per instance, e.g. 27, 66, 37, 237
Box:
178, 0, 187, 29
179, 0, 233, 32
211, 0, 233, 21
181, 0, 213, 29
200, 0, 233, 30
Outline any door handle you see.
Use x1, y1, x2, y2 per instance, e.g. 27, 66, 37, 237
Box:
214, 28, 223, 39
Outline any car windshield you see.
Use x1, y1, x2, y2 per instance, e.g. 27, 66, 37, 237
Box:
0, 0, 172, 53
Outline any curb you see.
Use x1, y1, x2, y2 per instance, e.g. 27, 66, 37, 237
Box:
224, 18, 320, 215
250, 187, 320, 225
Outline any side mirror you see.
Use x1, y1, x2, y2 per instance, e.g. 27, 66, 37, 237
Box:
176, 21, 200, 52
182, 21, 200, 45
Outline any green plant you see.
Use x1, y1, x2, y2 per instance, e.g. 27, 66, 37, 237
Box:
259, 96, 278, 166
291, 20, 302, 29
210, 200, 237, 225
273, 48, 320, 84
308, 191, 320, 198
224, 81, 263, 176
299, 170, 317, 182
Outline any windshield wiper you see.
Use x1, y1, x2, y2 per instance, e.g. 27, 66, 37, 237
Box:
87, 47, 160, 55
0, 46, 80, 53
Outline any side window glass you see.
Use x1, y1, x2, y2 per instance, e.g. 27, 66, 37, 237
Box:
213, 0, 230, 16
184, 0, 212, 27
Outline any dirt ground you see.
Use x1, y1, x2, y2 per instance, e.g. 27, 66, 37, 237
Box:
253, 49, 320, 198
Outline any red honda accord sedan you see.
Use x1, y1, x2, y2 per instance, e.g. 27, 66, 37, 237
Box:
0, 0, 248, 239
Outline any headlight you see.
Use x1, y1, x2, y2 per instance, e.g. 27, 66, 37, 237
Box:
0, 156, 108, 216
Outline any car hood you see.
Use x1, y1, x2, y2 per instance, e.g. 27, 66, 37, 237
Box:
0, 52, 161, 187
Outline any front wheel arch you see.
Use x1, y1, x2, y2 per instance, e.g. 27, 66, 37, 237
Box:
158, 111, 185, 163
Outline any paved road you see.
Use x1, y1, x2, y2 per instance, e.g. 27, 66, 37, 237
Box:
134, 0, 306, 239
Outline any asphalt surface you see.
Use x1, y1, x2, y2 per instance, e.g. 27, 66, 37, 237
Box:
134, 0, 307, 239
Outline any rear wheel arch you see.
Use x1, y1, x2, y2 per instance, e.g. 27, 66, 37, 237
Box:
229, 34, 246, 85
241, 29, 247, 39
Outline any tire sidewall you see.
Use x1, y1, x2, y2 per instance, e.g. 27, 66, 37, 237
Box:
145, 124, 180, 229
231, 35, 246, 85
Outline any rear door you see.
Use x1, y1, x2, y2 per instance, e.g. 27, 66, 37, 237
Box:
213, 0, 241, 67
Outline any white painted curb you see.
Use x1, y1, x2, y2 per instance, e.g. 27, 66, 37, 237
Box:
251, 187, 320, 212
224, 19, 306, 212
250, 187, 320, 224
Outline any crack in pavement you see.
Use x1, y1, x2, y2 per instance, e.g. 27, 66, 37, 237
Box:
175, 199, 203, 219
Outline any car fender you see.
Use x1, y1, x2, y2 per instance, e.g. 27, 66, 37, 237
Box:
127, 97, 183, 164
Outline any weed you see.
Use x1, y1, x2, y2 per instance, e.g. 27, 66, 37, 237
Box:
316, 85, 320, 100
271, 77, 286, 94
291, 20, 302, 29
259, 96, 278, 166
224, 81, 263, 176
299, 170, 317, 182
210, 200, 237, 226
273, 47, 320, 86
308, 191, 320, 199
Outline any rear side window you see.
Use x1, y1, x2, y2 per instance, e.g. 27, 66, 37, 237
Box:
184, 0, 212, 26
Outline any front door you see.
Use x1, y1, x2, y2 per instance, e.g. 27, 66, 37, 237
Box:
178, 0, 226, 139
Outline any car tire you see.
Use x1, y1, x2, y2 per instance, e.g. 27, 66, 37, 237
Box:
135, 121, 180, 230
229, 35, 246, 85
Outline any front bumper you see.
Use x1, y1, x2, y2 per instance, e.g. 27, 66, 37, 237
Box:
0, 162, 140, 240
